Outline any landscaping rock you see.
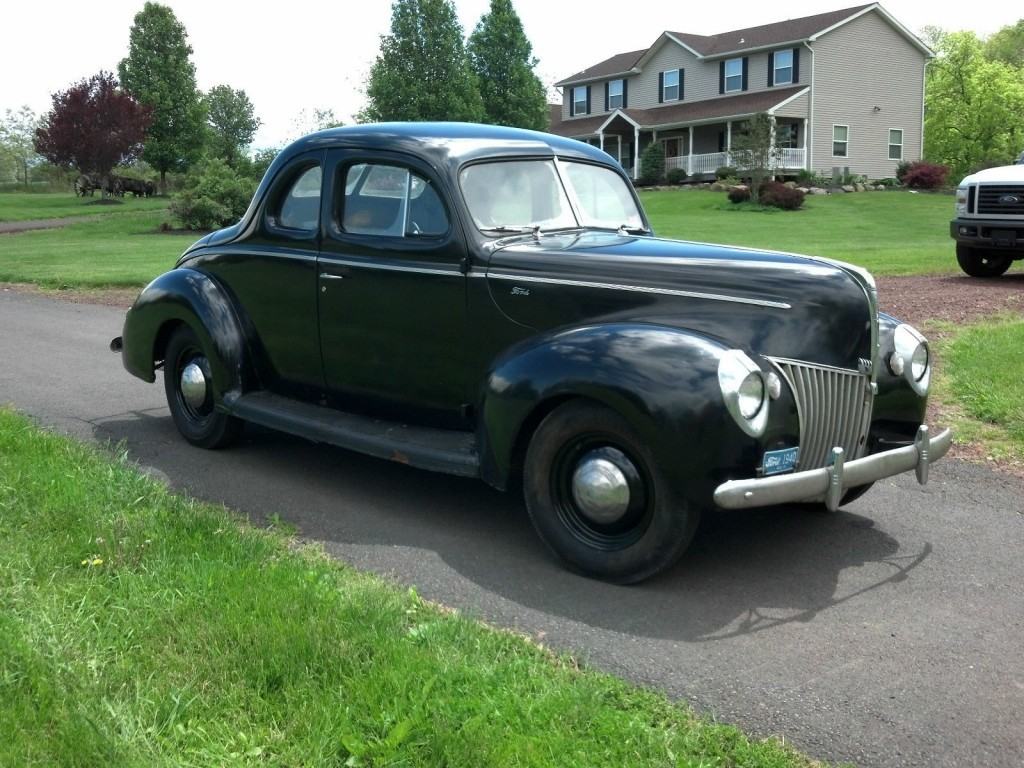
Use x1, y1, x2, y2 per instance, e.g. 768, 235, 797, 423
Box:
854, 183, 865, 192
784, 181, 797, 188
710, 182, 725, 192
811, 188, 829, 195
842, 184, 856, 193
797, 187, 810, 194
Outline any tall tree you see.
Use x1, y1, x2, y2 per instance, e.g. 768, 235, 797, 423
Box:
359, 0, 483, 123
924, 31, 1024, 176
467, 0, 547, 129
289, 107, 345, 141
118, 2, 205, 192
34, 72, 150, 190
985, 19, 1024, 68
205, 85, 261, 167
729, 113, 786, 202
0, 106, 41, 188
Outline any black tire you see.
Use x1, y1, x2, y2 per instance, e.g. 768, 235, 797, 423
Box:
523, 401, 699, 584
956, 244, 1012, 278
163, 325, 241, 449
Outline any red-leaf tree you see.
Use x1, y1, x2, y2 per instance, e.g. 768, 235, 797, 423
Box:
34, 71, 151, 186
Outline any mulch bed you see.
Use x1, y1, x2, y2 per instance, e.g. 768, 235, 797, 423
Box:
877, 272, 1024, 332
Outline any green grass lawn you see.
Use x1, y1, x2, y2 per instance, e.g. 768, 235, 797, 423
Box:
641, 189, 955, 276
0, 408, 815, 767
941, 319, 1024, 461
0, 211, 193, 288
0, 191, 170, 222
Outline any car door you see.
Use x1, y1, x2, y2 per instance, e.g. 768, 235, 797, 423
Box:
198, 151, 324, 397
317, 149, 469, 425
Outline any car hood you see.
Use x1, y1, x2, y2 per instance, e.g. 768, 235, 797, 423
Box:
959, 164, 1024, 185
486, 231, 876, 370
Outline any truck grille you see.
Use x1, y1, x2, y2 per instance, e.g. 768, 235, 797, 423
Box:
976, 185, 1024, 216
769, 358, 873, 470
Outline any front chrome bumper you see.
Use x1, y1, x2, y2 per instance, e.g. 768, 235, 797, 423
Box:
714, 425, 952, 511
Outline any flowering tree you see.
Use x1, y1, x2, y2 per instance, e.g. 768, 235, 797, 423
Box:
34, 71, 151, 193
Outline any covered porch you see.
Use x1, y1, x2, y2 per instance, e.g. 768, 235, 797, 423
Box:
658, 117, 808, 177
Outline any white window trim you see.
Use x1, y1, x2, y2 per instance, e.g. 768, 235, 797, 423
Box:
773, 50, 793, 86
572, 86, 588, 116
888, 127, 904, 160
724, 58, 743, 93
832, 124, 849, 158
662, 69, 679, 102
608, 79, 624, 110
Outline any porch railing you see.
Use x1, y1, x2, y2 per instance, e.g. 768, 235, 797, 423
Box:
665, 148, 806, 176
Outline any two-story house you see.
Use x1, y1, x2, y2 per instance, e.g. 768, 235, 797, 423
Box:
548, 3, 932, 180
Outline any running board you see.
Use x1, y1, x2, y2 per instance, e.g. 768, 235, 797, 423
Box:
225, 391, 479, 477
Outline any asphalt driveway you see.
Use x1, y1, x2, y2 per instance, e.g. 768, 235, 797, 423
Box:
1, 288, 1022, 768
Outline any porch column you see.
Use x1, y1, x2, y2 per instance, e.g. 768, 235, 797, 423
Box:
617, 135, 622, 166
726, 120, 732, 164
803, 118, 810, 170
687, 127, 693, 175
769, 116, 776, 170
599, 131, 604, 152
633, 126, 640, 180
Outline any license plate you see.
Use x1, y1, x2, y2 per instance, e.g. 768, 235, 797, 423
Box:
763, 447, 800, 476
992, 229, 1017, 244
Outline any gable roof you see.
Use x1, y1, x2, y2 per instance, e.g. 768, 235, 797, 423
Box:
556, 3, 930, 86
555, 49, 646, 88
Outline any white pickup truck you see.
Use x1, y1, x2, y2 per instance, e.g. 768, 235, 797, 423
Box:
951, 164, 1024, 277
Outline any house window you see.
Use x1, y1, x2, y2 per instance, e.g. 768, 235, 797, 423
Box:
724, 58, 743, 92
608, 79, 624, 110
773, 49, 793, 85
777, 123, 799, 149
662, 69, 679, 101
833, 125, 849, 157
573, 86, 588, 116
888, 129, 903, 160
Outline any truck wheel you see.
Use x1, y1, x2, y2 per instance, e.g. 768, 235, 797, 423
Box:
523, 401, 699, 584
956, 244, 1012, 277
163, 325, 241, 449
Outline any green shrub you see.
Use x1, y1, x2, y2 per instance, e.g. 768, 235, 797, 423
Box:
665, 168, 688, 185
714, 166, 737, 180
170, 158, 255, 230
638, 142, 666, 185
895, 160, 913, 183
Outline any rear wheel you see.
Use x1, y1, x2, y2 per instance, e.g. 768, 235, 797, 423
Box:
523, 401, 699, 584
163, 325, 241, 449
956, 244, 1012, 278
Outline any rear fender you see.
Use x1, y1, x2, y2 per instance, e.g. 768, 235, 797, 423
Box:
121, 268, 249, 400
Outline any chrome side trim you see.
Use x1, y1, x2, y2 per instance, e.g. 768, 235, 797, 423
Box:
319, 258, 461, 278
480, 272, 792, 309
714, 425, 952, 510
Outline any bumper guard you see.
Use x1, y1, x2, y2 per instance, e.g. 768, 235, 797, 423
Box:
714, 425, 952, 511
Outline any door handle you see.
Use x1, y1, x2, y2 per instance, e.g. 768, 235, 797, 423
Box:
319, 272, 345, 280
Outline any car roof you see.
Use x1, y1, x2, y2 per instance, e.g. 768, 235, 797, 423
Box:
275, 121, 613, 169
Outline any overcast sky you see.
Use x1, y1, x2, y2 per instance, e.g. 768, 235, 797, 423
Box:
2, 1, 1018, 148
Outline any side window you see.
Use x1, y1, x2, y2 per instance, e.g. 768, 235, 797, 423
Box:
276, 165, 322, 231
340, 163, 449, 238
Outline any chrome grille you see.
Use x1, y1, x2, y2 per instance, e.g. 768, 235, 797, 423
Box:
769, 357, 873, 470
976, 185, 1024, 216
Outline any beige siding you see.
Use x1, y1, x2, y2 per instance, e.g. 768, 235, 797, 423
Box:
772, 91, 809, 119
810, 10, 927, 179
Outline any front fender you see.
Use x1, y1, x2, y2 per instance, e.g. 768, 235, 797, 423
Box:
477, 323, 797, 503
121, 268, 249, 400
870, 313, 928, 446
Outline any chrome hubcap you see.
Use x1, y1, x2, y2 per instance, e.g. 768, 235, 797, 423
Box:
571, 455, 631, 524
180, 362, 208, 410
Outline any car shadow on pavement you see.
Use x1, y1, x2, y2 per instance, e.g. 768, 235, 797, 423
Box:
93, 412, 931, 643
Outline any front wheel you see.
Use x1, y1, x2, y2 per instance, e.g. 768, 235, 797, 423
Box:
523, 401, 699, 584
163, 325, 241, 449
956, 244, 1012, 278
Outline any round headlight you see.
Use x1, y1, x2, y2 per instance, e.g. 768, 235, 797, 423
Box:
911, 343, 928, 381
737, 372, 765, 418
717, 349, 770, 437
892, 323, 930, 396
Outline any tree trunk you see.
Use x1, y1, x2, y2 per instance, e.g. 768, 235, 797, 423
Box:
160, 169, 167, 196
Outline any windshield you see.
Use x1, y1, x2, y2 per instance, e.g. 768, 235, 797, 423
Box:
460, 159, 644, 234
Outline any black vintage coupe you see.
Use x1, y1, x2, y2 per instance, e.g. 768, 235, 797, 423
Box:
114, 123, 950, 583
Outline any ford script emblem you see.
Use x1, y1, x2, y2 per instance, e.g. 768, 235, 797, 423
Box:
999, 194, 1020, 205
